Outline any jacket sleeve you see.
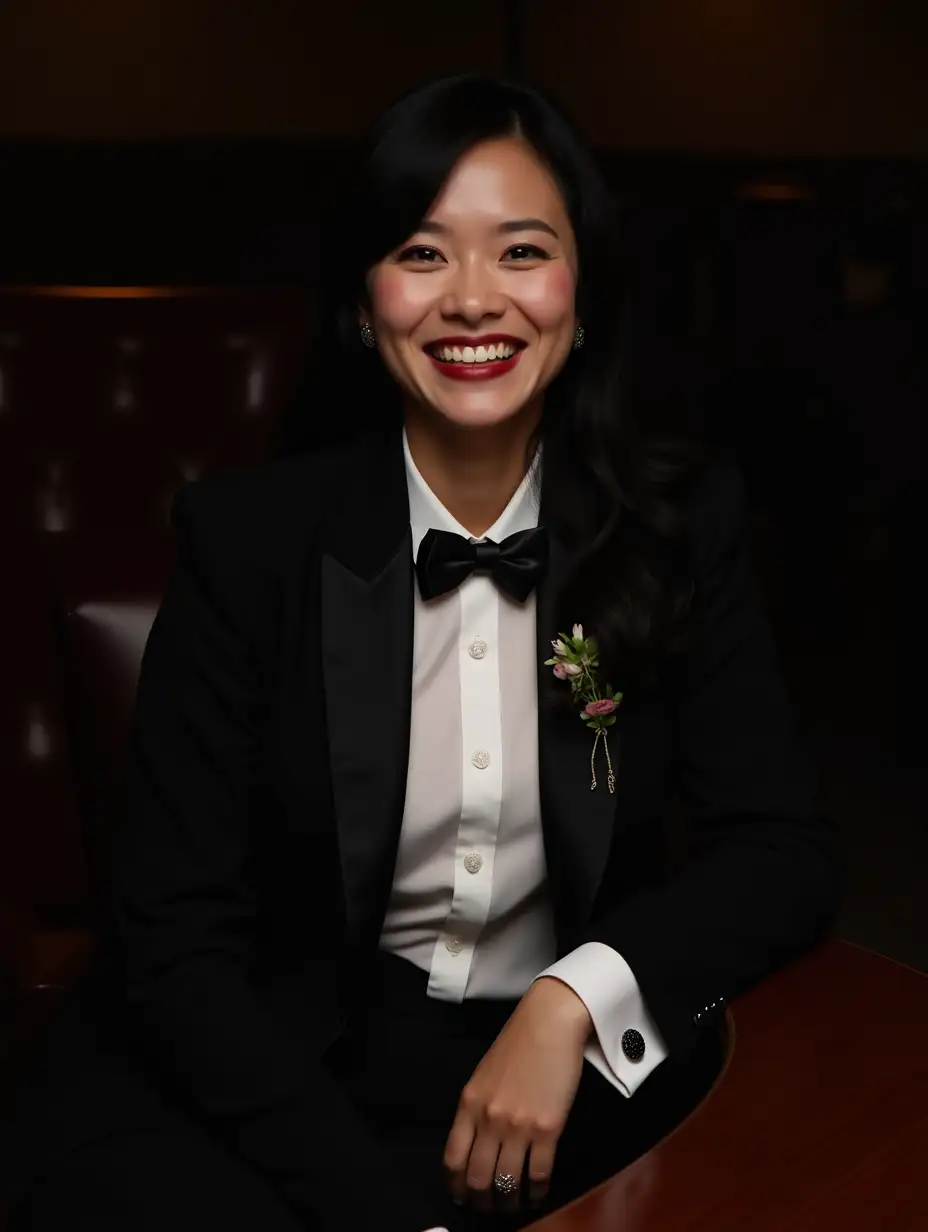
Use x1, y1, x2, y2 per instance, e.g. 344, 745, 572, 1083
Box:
581, 460, 846, 1059
104, 480, 439, 1232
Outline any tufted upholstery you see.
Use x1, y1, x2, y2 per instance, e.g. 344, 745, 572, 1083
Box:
0, 287, 313, 1072
0, 287, 313, 540
49, 534, 175, 903
0, 541, 170, 1099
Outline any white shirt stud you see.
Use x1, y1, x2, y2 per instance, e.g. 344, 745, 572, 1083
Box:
471, 749, 491, 770
463, 853, 483, 874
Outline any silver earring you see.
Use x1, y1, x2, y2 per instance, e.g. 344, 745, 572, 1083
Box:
360, 321, 376, 349
572, 324, 585, 350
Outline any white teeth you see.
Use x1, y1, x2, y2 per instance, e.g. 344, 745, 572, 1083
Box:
433, 342, 518, 363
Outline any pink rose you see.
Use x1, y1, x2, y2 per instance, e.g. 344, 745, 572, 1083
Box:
584, 698, 616, 717
552, 662, 570, 680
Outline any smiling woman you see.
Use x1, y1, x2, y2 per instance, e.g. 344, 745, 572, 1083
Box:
364, 139, 578, 437
1, 73, 842, 1232
277, 73, 700, 681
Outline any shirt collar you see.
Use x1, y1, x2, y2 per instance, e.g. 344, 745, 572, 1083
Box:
403, 427, 541, 559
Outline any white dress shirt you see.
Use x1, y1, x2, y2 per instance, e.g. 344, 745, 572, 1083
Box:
378, 432, 669, 1232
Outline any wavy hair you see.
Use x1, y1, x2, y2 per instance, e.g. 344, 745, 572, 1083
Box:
271, 73, 705, 690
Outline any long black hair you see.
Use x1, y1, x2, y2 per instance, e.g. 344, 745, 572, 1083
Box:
272, 73, 705, 690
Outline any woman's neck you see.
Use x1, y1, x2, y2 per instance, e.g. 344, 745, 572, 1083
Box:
404, 405, 540, 538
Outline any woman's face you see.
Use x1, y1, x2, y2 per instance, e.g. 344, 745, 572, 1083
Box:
364, 137, 579, 434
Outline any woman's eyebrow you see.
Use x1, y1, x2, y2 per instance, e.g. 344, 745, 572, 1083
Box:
416, 218, 560, 239
497, 218, 559, 239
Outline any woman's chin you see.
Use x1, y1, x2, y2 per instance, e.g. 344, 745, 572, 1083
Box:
422, 391, 538, 433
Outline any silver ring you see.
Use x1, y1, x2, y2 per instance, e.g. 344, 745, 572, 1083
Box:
493, 1172, 518, 1196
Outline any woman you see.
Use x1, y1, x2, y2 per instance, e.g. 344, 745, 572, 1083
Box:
0, 74, 843, 1232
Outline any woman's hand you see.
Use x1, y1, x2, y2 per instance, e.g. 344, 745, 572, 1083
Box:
442, 977, 593, 1212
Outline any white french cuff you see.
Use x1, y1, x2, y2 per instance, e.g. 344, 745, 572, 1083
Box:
533, 941, 669, 1098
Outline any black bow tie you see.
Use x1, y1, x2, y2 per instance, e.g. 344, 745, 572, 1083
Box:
415, 527, 549, 603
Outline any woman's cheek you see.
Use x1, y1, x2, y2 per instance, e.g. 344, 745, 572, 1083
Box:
514, 265, 576, 326
371, 268, 435, 329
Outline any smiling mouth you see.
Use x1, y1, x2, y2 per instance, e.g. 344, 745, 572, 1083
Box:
425, 339, 526, 365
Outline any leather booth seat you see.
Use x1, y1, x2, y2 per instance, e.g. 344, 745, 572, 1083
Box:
0, 286, 312, 1099
0, 536, 169, 1097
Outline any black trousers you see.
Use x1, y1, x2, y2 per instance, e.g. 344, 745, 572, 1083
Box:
10, 950, 721, 1231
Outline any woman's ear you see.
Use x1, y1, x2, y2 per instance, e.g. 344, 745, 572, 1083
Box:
358, 279, 374, 319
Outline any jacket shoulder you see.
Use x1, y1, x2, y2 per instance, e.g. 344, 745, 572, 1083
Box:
171, 441, 354, 569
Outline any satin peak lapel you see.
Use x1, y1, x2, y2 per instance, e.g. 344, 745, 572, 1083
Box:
319, 432, 414, 951
536, 533, 623, 949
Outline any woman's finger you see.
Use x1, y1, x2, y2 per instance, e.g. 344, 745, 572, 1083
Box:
492, 1131, 531, 1214
464, 1125, 502, 1214
527, 1132, 557, 1208
442, 1109, 477, 1206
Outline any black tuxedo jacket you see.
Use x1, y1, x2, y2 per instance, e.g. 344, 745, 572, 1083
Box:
9, 428, 844, 1230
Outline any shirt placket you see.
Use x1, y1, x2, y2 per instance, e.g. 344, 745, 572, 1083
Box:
427, 569, 502, 1001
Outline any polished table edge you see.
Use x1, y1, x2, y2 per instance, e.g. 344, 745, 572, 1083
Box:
530, 937, 928, 1230
2, 937, 925, 1229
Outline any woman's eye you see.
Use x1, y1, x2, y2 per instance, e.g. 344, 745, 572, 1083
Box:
397, 245, 445, 264
503, 244, 550, 262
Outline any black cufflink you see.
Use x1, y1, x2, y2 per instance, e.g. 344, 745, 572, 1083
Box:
621, 1028, 645, 1062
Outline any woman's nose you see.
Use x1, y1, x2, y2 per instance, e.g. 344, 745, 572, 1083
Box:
440, 259, 506, 323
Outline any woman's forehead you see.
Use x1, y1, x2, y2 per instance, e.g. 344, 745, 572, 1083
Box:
425, 138, 570, 229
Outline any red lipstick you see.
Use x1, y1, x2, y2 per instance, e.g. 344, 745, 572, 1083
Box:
424, 334, 526, 382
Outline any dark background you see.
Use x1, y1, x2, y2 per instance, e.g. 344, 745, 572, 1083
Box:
1, 0, 925, 976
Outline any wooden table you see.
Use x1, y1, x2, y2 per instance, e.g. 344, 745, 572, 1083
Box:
534, 939, 928, 1230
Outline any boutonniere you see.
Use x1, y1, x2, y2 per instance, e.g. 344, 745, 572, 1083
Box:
545, 624, 623, 793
